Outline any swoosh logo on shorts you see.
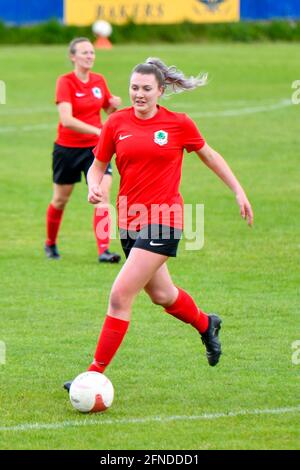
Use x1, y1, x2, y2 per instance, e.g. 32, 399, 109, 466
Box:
150, 241, 164, 246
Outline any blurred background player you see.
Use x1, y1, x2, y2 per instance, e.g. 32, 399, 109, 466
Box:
45, 37, 121, 263
64, 57, 253, 390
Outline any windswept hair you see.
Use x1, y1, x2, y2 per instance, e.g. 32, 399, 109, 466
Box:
132, 57, 208, 95
69, 37, 92, 55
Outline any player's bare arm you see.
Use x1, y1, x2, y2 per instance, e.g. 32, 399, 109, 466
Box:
104, 95, 122, 115
58, 102, 101, 136
87, 159, 107, 204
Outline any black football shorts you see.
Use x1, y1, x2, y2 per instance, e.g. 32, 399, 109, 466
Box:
120, 224, 182, 258
52, 143, 112, 184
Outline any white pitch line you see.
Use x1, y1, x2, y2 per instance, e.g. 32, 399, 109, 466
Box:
0, 106, 56, 116
0, 405, 299, 433
0, 123, 56, 133
188, 99, 292, 118
0, 99, 293, 134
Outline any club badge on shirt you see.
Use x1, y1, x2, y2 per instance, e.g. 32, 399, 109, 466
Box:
154, 130, 168, 146
92, 87, 102, 99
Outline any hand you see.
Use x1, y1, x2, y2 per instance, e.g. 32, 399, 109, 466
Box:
109, 95, 122, 109
235, 191, 254, 226
88, 184, 103, 204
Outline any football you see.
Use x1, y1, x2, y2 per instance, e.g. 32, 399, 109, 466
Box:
92, 20, 113, 38
69, 371, 114, 413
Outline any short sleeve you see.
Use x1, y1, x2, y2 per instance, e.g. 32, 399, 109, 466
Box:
55, 76, 72, 104
182, 115, 205, 153
93, 119, 115, 163
100, 76, 113, 110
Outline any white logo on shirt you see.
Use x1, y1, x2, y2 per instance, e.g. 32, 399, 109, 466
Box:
154, 130, 168, 146
149, 241, 164, 246
92, 87, 102, 99
119, 134, 132, 141
75, 92, 85, 97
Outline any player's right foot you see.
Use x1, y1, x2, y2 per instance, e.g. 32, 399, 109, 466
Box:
98, 249, 121, 263
63, 380, 72, 392
44, 244, 60, 260
200, 314, 222, 366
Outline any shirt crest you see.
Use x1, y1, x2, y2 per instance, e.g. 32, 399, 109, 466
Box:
92, 87, 102, 99
154, 130, 168, 146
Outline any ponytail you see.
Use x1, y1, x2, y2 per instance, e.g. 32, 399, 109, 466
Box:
132, 57, 207, 96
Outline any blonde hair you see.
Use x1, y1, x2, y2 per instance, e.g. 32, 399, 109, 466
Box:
132, 57, 208, 95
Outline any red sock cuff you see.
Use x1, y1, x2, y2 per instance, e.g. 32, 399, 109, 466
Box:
103, 315, 129, 333
165, 287, 199, 324
48, 203, 63, 219
165, 287, 209, 333
165, 287, 184, 314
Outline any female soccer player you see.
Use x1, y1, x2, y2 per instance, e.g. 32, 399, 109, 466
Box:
45, 37, 121, 263
64, 57, 253, 390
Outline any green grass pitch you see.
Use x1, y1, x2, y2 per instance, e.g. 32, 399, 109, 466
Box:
0, 43, 299, 449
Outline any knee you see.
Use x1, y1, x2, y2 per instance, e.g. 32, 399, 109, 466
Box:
52, 195, 69, 210
109, 286, 132, 313
148, 289, 172, 307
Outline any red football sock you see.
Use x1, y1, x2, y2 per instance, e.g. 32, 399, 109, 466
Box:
88, 315, 129, 373
46, 203, 63, 246
94, 207, 110, 255
165, 287, 209, 334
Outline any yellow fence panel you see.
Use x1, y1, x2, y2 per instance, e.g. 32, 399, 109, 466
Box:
65, 0, 240, 26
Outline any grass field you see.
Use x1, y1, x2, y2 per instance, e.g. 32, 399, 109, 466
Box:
0, 43, 299, 450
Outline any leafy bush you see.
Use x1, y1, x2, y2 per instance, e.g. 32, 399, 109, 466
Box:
0, 19, 300, 44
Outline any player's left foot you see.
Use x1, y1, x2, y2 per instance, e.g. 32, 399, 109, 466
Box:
63, 380, 72, 392
98, 250, 121, 263
44, 244, 60, 260
200, 314, 222, 366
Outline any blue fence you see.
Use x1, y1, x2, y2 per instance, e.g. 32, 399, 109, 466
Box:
0, 0, 63, 25
241, 0, 300, 20
1, 1, 300, 25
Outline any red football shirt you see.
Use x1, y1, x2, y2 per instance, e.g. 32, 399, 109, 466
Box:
93, 106, 205, 229
55, 71, 112, 147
